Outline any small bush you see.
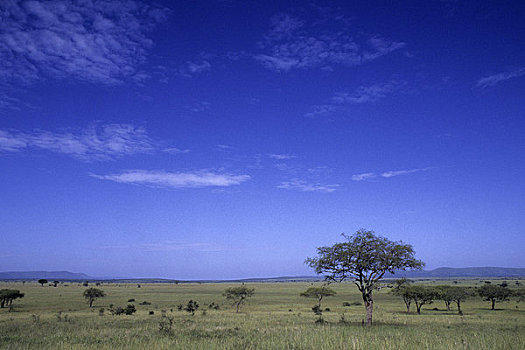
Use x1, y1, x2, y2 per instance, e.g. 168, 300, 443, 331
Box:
139, 301, 151, 305
149, 311, 154, 315
159, 316, 174, 334
128, 298, 135, 302
324, 307, 331, 312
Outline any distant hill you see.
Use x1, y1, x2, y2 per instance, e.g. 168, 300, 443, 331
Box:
0, 271, 92, 280
1, 267, 524, 282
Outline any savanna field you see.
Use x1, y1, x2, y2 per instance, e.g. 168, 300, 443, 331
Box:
1, 280, 524, 349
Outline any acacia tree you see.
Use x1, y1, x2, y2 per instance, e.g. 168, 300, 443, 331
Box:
300, 286, 336, 310
391, 278, 414, 313
83, 288, 105, 307
448, 287, 474, 315
409, 286, 437, 314
306, 229, 424, 325
478, 285, 512, 310
435, 286, 454, 311
38, 279, 48, 287
223, 286, 255, 313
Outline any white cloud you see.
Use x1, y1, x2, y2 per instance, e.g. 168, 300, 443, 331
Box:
0, 124, 156, 160
91, 170, 250, 188
269, 153, 295, 160
255, 13, 405, 72
277, 179, 339, 193
0, 0, 168, 87
476, 67, 525, 88
351, 173, 376, 181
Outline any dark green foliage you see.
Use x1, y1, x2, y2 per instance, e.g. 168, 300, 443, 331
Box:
128, 298, 135, 302
83, 288, 105, 308
478, 285, 512, 310
109, 304, 136, 315
223, 286, 255, 313
184, 300, 199, 315
53, 281, 59, 287
0, 289, 25, 308
139, 301, 151, 305
38, 279, 48, 286
306, 229, 424, 325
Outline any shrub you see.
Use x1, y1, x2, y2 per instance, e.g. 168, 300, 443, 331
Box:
128, 298, 135, 302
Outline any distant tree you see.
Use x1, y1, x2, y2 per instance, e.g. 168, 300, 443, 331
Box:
391, 278, 414, 313
448, 287, 474, 315
184, 300, 199, 315
82, 281, 89, 287
83, 288, 105, 307
409, 286, 437, 314
306, 229, 424, 325
38, 279, 48, 287
0, 289, 25, 308
53, 281, 59, 287
478, 285, 512, 310
300, 286, 336, 311
434, 286, 454, 311
223, 286, 255, 313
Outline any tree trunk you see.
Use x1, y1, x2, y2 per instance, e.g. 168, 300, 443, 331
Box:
491, 299, 495, 310
89, 298, 93, 308
445, 301, 451, 311
236, 302, 240, 313
365, 299, 373, 326
416, 302, 422, 314
456, 300, 462, 315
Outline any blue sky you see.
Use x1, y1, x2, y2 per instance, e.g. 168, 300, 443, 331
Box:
1, 0, 524, 279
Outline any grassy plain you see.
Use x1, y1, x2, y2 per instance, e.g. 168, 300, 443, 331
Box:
1, 280, 524, 349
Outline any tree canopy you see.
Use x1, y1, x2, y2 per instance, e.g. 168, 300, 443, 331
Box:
306, 229, 423, 325
223, 285, 255, 313
300, 286, 336, 309
83, 288, 105, 308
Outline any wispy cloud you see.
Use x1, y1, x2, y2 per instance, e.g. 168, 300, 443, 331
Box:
163, 147, 190, 155
476, 67, 525, 88
100, 241, 234, 253
178, 60, 211, 78
0, 0, 168, 88
269, 153, 295, 160
381, 167, 432, 178
185, 101, 210, 113
305, 81, 406, 118
352, 167, 433, 181
254, 13, 405, 72
351, 172, 376, 181
277, 179, 339, 193
0, 124, 156, 160
91, 170, 250, 189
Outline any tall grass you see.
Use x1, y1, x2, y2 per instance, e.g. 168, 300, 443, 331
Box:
0, 281, 523, 349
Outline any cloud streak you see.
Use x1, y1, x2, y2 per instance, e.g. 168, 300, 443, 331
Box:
0, 124, 156, 160
100, 241, 234, 253
0, 0, 168, 87
352, 167, 433, 181
91, 170, 250, 189
476, 67, 525, 88
277, 179, 339, 193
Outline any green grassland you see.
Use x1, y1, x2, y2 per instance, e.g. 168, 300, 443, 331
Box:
1, 280, 524, 349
